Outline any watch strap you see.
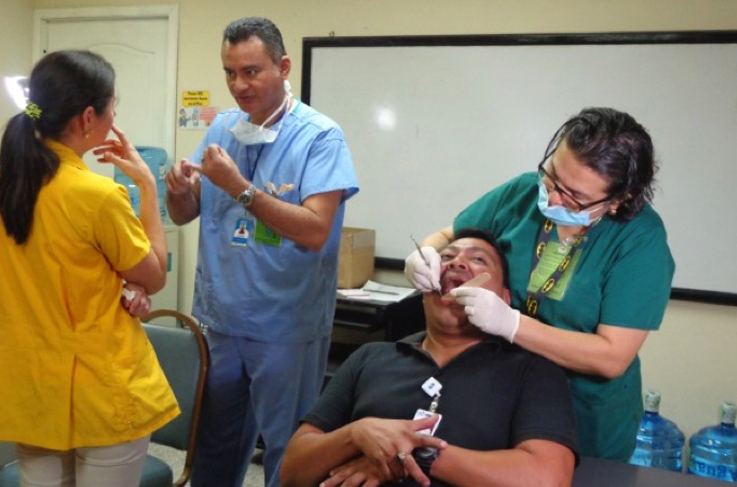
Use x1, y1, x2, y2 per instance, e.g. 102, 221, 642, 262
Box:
236, 185, 257, 209
412, 447, 440, 475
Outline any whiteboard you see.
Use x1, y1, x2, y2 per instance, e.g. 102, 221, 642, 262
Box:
303, 33, 737, 299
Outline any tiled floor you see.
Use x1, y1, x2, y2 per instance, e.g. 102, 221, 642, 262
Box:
149, 444, 265, 486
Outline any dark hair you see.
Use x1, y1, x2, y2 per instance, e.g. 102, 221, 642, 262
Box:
453, 227, 509, 288
222, 17, 286, 64
543, 107, 656, 221
0, 50, 115, 244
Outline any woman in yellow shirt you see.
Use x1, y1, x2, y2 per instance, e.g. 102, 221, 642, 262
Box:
0, 50, 179, 486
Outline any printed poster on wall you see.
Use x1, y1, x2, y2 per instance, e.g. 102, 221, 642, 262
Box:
179, 90, 219, 129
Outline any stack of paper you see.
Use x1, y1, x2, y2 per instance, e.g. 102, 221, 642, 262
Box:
337, 281, 416, 302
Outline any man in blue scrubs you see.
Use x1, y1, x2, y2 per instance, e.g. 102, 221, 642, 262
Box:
165, 17, 359, 487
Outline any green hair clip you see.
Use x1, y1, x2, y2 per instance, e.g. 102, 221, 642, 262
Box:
24, 102, 42, 121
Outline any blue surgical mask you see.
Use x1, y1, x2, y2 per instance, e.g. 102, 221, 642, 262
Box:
537, 181, 605, 227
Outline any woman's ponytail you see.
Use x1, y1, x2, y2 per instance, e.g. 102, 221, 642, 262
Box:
0, 111, 59, 244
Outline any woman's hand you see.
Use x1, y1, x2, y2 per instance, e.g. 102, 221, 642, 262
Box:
121, 282, 152, 317
93, 124, 154, 187
451, 287, 520, 342
404, 246, 441, 293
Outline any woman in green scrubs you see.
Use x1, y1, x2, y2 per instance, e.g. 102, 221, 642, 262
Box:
405, 107, 675, 461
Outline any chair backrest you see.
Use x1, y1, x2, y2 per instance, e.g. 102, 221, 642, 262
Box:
143, 310, 209, 467
0, 443, 15, 467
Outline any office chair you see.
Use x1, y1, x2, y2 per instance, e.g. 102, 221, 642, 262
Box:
0, 310, 210, 487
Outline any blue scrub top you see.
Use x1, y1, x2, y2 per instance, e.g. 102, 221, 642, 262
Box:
191, 102, 359, 342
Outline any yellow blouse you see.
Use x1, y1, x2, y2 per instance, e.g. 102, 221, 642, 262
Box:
0, 140, 179, 450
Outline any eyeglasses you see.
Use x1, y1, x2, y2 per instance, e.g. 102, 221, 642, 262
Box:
537, 159, 611, 211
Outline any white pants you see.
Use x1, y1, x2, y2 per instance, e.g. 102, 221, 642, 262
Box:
16, 436, 150, 487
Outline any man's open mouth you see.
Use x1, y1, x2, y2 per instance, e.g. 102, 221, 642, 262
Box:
440, 274, 470, 295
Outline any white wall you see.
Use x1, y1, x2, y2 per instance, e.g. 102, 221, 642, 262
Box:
0, 0, 34, 460
0, 0, 33, 124
15, 0, 737, 441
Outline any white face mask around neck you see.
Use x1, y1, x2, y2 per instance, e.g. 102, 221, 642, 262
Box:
229, 80, 293, 145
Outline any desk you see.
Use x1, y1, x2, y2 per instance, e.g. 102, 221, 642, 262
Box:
333, 291, 424, 341
327, 292, 424, 380
574, 457, 726, 487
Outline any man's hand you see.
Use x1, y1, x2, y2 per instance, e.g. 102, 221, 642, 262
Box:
121, 282, 152, 318
200, 144, 246, 196
404, 246, 441, 293
322, 452, 435, 487
321, 456, 392, 487
349, 416, 447, 480
165, 158, 201, 197
450, 287, 520, 342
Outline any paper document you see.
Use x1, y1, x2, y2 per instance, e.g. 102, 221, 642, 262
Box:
336, 289, 372, 299
337, 281, 416, 302
364, 281, 416, 302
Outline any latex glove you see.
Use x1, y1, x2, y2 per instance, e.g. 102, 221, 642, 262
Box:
404, 247, 441, 293
450, 287, 520, 343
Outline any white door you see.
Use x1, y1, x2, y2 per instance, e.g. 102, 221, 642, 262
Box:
34, 5, 178, 179
33, 6, 180, 314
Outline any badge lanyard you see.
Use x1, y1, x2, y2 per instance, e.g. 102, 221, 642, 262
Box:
415, 377, 443, 436
230, 145, 264, 248
245, 144, 265, 183
428, 393, 441, 413
525, 219, 585, 317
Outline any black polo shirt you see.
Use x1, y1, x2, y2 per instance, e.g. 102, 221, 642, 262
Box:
304, 332, 578, 485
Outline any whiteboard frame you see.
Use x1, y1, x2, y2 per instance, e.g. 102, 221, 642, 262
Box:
302, 31, 737, 306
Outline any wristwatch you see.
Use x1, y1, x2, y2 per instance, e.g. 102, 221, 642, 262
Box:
412, 447, 440, 475
236, 185, 257, 209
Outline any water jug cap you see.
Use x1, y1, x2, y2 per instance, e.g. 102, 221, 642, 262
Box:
644, 389, 661, 413
720, 402, 736, 425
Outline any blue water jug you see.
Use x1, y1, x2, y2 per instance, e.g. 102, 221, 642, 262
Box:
688, 402, 737, 482
114, 146, 169, 222
628, 389, 685, 472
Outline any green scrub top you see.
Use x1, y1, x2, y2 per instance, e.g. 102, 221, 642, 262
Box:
454, 172, 675, 461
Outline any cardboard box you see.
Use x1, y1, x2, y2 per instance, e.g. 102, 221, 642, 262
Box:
338, 227, 376, 289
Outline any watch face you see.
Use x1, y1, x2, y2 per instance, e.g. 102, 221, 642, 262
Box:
237, 187, 256, 207
415, 447, 439, 460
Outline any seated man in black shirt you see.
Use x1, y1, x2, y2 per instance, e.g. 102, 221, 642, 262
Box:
281, 228, 578, 487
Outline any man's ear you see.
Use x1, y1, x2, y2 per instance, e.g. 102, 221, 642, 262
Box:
279, 55, 292, 78
502, 287, 511, 305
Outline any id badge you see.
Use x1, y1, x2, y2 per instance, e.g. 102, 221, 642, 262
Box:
421, 377, 442, 397
413, 409, 442, 436
254, 219, 283, 246
231, 217, 253, 247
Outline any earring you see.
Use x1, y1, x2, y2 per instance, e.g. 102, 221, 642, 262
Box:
84, 131, 90, 139
609, 208, 617, 215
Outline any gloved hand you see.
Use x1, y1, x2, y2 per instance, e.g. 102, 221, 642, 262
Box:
450, 287, 520, 343
404, 246, 441, 293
